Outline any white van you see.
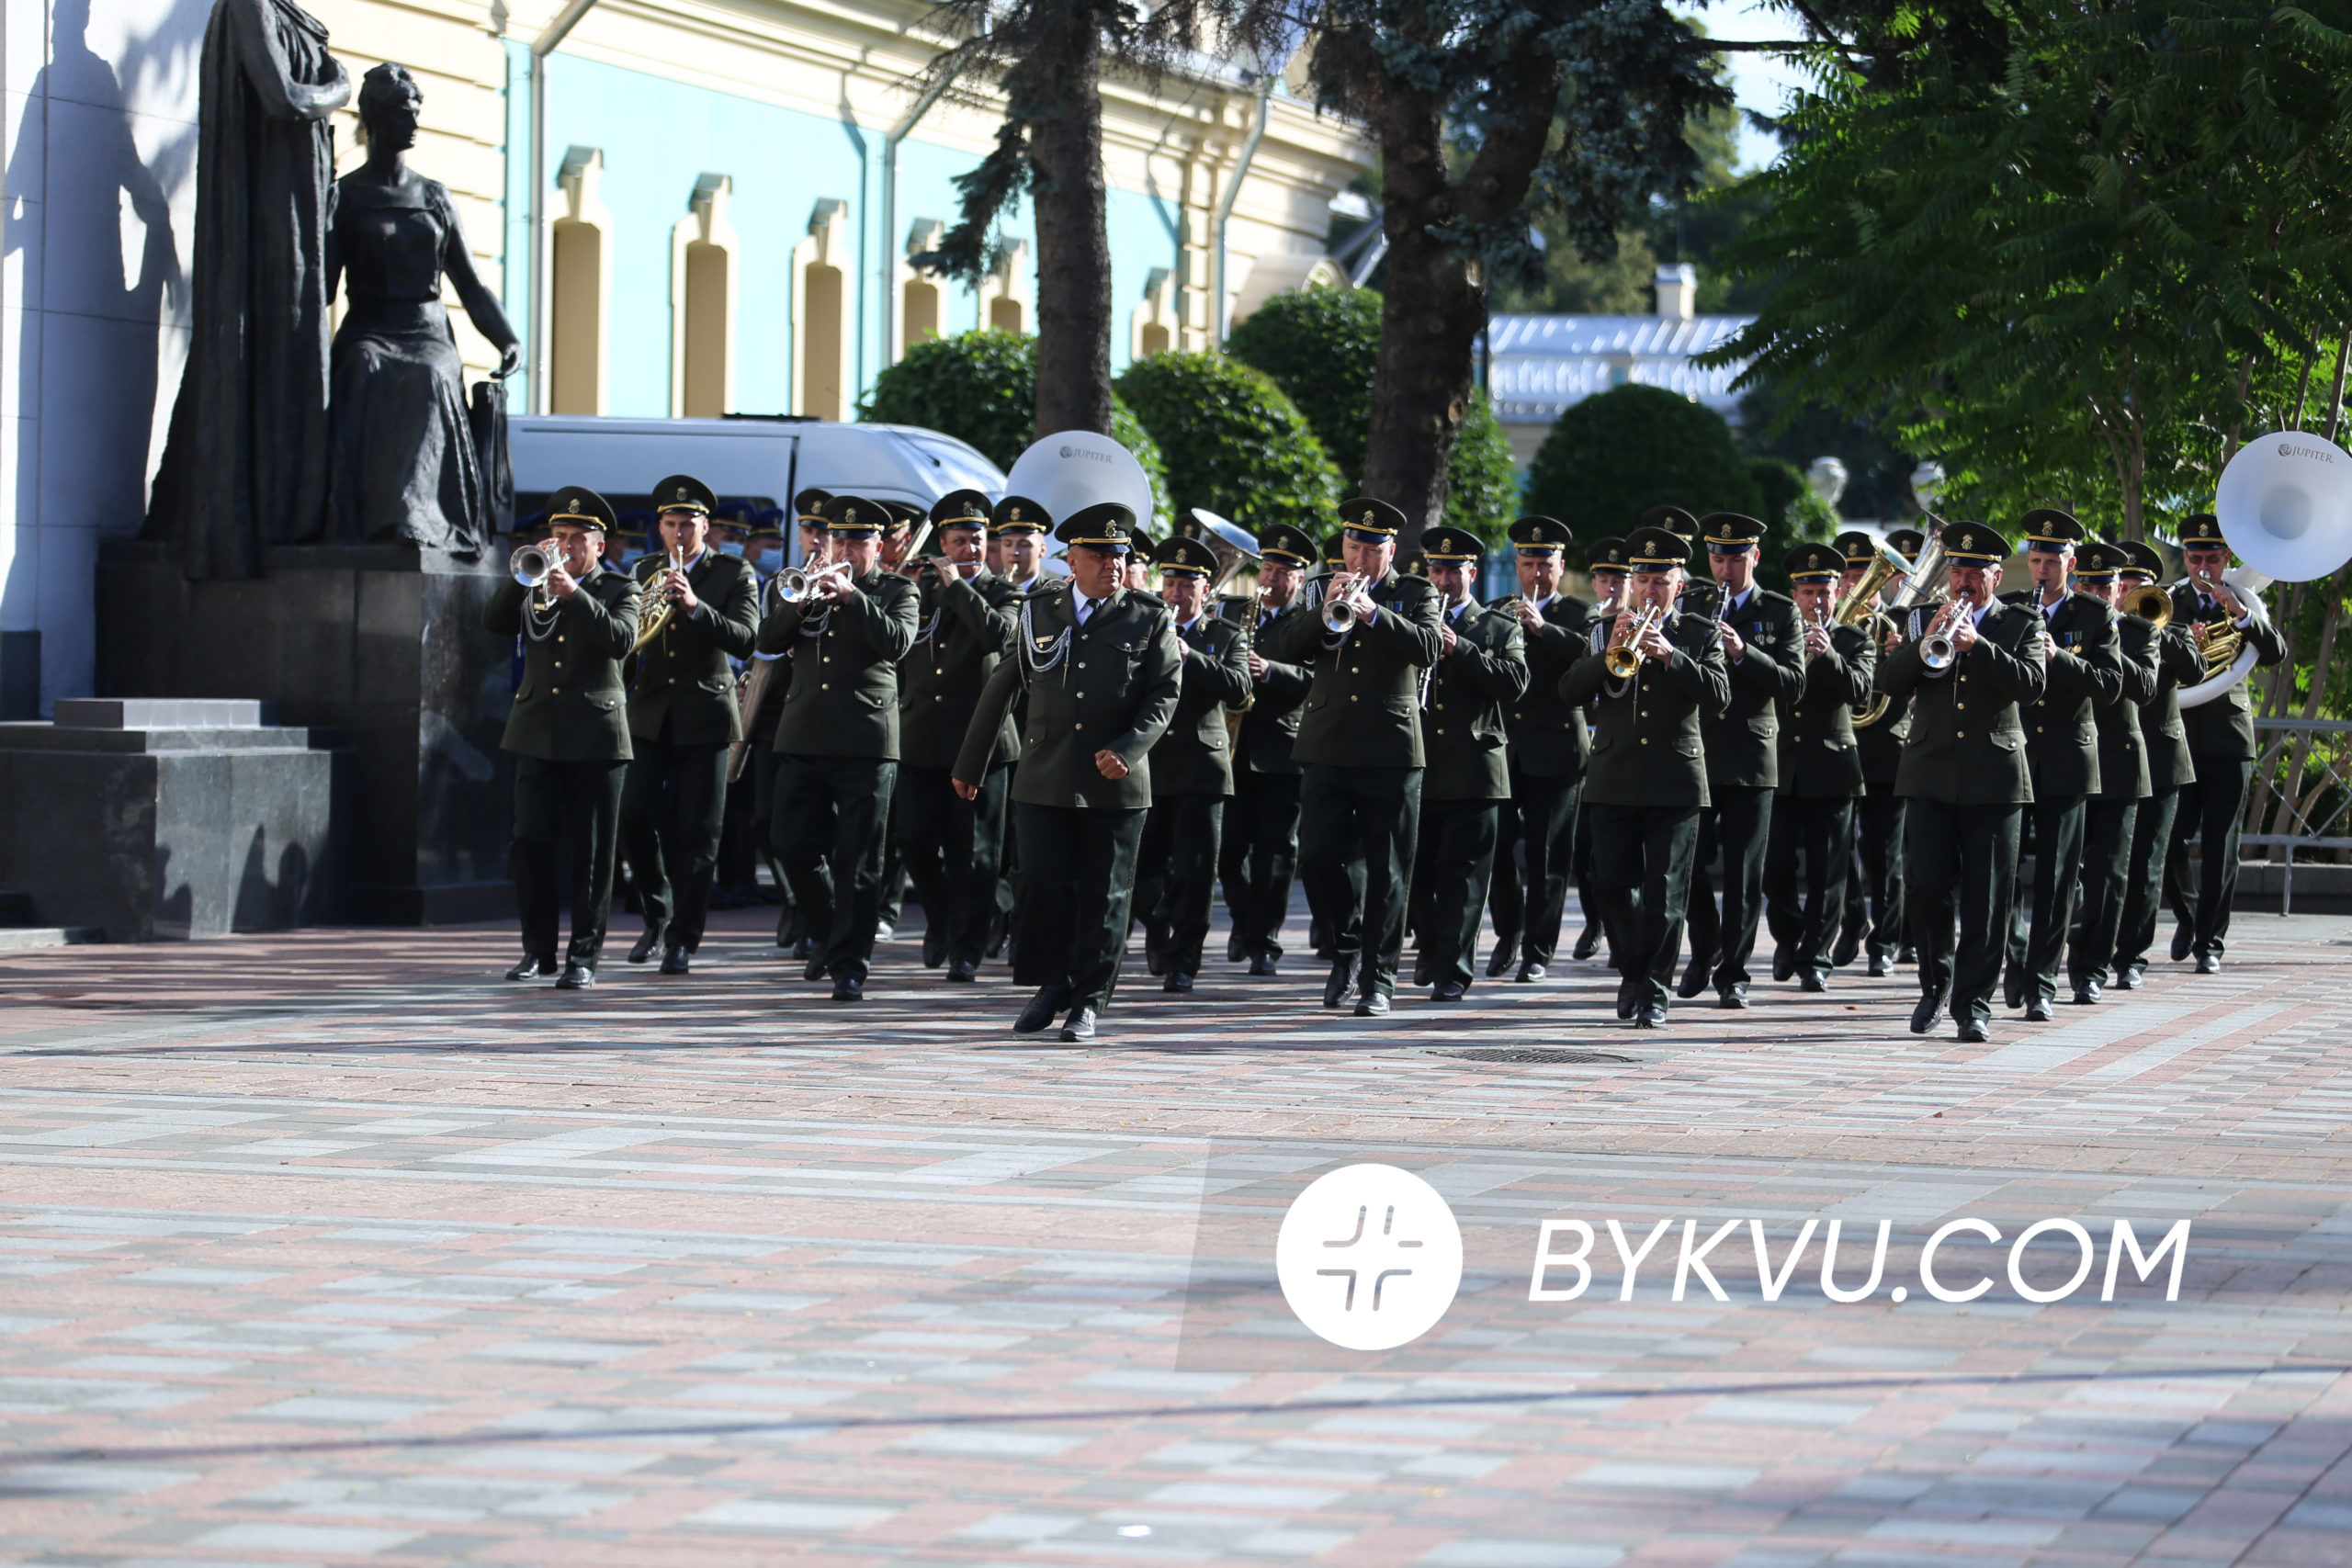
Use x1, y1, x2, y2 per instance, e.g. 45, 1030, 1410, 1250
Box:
508, 415, 1006, 564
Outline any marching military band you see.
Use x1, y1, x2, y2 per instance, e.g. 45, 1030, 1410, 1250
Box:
493, 476, 2280, 1041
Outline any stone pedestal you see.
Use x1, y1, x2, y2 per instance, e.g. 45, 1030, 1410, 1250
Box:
96, 541, 514, 924
0, 698, 345, 940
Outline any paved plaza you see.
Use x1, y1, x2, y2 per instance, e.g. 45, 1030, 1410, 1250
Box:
4, 903, 2352, 1567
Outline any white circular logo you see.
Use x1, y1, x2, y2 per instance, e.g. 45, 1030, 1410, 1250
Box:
1276, 1164, 1464, 1350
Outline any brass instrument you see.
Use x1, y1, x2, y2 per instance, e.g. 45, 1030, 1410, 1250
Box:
510, 542, 554, 590
2121, 581, 2173, 627
1319, 570, 1372, 634
1919, 592, 1971, 672
1831, 539, 1913, 627
1803, 605, 1838, 660
1602, 604, 1663, 681
628, 546, 687, 656
775, 558, 854, 603
1221, 588, 1262, 744
2187, 570, 2245, 680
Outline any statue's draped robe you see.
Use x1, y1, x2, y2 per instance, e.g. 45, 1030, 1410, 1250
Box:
144, 0, 348, 578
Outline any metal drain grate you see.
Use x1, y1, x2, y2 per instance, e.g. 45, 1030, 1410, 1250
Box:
1437, 1047, 1638, 1065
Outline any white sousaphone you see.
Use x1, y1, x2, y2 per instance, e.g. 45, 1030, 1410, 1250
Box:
2186, 429, 2352, 707
1002, 430, 1159, 570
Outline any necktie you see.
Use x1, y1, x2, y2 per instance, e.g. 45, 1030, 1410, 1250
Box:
1076, 597, 1092, 626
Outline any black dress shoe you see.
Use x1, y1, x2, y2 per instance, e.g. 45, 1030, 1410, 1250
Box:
628, 927, 664, 964
1676, 958, 1711, 1000
1163, 971, 1194, 993
1897, 943, 1917, 964
776, 908, 795, 949
831, 976, 865, 1002
660, 945, 690, 976
1910, 987, 1949, 1035
1323, 960, 1357, 1009
1615, 981, 1638, 1021
2024, 995, 2054, 1022
1957, 1015, 1991, 1044
1485, 948, 1514, 979
2074, 978, 2102, 1004
1717, 984, 1748, 1010
1772, 946, 1797, 983
1227, 932, 1245, 964
505, 954, 558, 981
1248, 953, 1278, 977
2002, 969, 2024, 1010
1829, 928, 1861, 969
1800, 968, 1827, 994
2115, 963, 2143, 991
1411, 956, 1432, 988
1571, 925, 1600, 961
1867, 953, 1891, 978
792, 936, 816, 961
1515, 963, 1546, 984
1014, 987, 1069, 1034
1432, 981, 1467, 1002
2171, 925, 2195, 962
1145, 936, 1167, 978
1059, 1006, 1097, 1042
922, 926, 947, 969
1354, 991, 1391, 1018
946, 959, 979, 983
556, 962, 595, 990
2196, 953, 2221, 975
1635, 1001, 1668, 1029
803, 954, 828, 983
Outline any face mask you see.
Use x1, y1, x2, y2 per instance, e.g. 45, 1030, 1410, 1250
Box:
715, 541, 744, 557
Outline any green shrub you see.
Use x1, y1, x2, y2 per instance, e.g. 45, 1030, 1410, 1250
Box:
859, 330, 1171, 526
1442, 391, 1519, 543
1744, 457, 1840, 592
1114, 351, 1343, 537
1524, 383, 1762, 568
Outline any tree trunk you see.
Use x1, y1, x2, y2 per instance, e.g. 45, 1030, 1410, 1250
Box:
1025, 11, 1113, 440
1359, 90, 1480, 554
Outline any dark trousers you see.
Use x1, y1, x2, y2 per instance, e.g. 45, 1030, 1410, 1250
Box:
1763, 795, 1853, 976
2006, 793, 2087, 1004
1588, 802, 1701, 1010
2116, 784, 2182, 973
512, 755, 628, 967
1410, 799, 1501, 991
774, 754, 896, 984
1905, 798, 2021, 1025
1684, 784, 1773, 991
2165, 756, 2254, 959
2068, 796, 2139, 993
1136, 795, 1225, 978
1218, 768, 1302, 961
1012, 800, 1147, 1012
618, 735, 730, 951
897, 762, 1009, 969
1298, 764, 1422, 998
1571, 799, 1606, 960
1487, 770, 1581, 969
1842, 784, 1906, 961
752, 734, 817, 942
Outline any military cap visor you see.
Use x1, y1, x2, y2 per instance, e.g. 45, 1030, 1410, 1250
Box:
1256, 524, 1317, 565
931, 488, 994, 530
1337, 497, 1407, 541
2021, 507, 2085, 550
1509, 514, 1573, 552
792, 487, 833, 525
546, 488, 616, 533
990, 496, 1051, 535
2074, 540, 2128, 579
2120, 540, 2166, 579
1153, 536, 1218, 575
1700, 513, 1765, 552
650, 474, 717, 517
1419, 525, 1482, 561
2178, 513, 2228, 547
1940, 521, 2010, 563
1624, 525, 1691, 570
820, 496, 887, 534
1587, 536, 1631, 571
1785, 541, 1845, 581
1832, 530, 1878, 564
1058, 502, 1139, 552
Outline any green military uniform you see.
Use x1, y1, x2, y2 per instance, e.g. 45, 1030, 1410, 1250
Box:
2064, 542, 2159, 1001
1134, 534, 1251, 988
1837, 528, 1918, 974
2163, 513, 2291, 968
1218, 522, 1316, 975
618, 475, 762, 971
1681, 513, 1806, 1006
483, 486, 641, 985
1272, 498, 1445, 1015
1761, 543, 1875, 988
1566, 536, 1634, 963
894, 490, 1021, 982
955, 502, 1182, 1039
1999, 511, 2125, 1019
1881, 521, 2049, 1041
2115, 539, 2207, 987
749, 490, 832, 955
1408, 526, 1529, 998
753, 495, 922, 998
1486, 515, 1592, 982
1559, 526, 1733, 1026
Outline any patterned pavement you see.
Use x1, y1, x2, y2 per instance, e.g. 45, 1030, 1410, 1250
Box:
3, 902, 2351, 1566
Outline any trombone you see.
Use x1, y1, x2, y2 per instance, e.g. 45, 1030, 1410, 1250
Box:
1601, 604, 1663, 680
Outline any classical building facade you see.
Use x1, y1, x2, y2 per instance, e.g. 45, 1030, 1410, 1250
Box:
0, 0, 1370, 715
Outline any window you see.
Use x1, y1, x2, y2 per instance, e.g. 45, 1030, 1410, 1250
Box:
903, 279, 940, 348
989, 295, 1023, 333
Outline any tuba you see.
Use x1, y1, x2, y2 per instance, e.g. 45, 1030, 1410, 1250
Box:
1852, 536, 1946, 727
2180, 428, 2352, 707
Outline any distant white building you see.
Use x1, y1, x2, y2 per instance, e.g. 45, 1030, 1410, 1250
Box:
1487, 264, 1756, 469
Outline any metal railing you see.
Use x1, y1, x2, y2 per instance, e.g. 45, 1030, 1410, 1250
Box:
2240, 716, 2352, 915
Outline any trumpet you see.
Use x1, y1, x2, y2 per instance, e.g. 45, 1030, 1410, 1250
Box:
511, 542, 554, 590
2121, 582, 2173, 627
775, 558, 854, 603
1319, 570, 1373, 634
1602, 604, 1663, 680
1919, 592, 1972, 671
628, 547, 687, 656
1803, 606, 1838, 660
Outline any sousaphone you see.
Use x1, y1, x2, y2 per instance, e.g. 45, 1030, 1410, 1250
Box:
2184, 430, 2352, 707
1002, 430, 1159, 569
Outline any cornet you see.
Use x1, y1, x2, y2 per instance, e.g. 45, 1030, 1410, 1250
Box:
1919, 592, 1972, 671
1319, 571, 1373, 634
1602, 604, 1663, 681
511, 542, 554, 590
775, 558, 854, 603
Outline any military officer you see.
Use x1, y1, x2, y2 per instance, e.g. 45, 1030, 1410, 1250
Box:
894, 489, 1020, 983
1880, 521, 2049, 1043
2111, 539, 2205, 989
1761, 542, 1876, 990
752, 489, 836, 956
616, 474, 761, 975
986, 496, 1053, 956
484, 487, 641, 988
1408, 525, 1529, 999
754, 494, 922, 1000
1134, 535, 1250, 990
2164, 513, 2290, 973
1566, 536, 1633, 964
1680, 513, 1804, 1008
1273, 498, 1445, 1018
1998, 510, 2124, 1021
1484, 515, 1591, 983
1834, 526, 1917, 975
1559, 525, 1732, 1027
1217, 523, 1315, 976
2063, 540, 2159, 1002
953, 503, 1182, 1041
